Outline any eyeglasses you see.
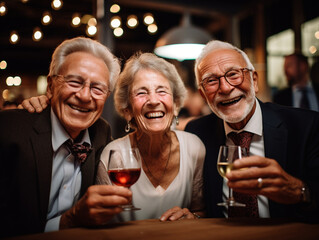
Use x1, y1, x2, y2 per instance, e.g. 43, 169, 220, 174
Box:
53, 75, 111, 99
200, 68, 253, 93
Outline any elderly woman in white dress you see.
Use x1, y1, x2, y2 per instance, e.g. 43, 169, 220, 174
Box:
96, 52, 205, 222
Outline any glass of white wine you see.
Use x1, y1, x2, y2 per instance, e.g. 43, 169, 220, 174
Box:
217, 145, 247, 207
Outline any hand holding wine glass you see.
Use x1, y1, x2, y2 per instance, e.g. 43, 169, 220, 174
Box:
217, 145, 247, 207
108, 148, 141, 211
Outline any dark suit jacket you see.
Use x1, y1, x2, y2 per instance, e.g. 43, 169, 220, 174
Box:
273, 86, 319, 108
185, 100, 319, 221
0, 107, 112, 237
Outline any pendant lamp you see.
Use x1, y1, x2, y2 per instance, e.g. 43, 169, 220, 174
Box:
154, 13, 212, 61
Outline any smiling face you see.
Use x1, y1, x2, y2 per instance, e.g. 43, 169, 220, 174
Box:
127, 69, 176, 135
198, 48, 258, 129
47, 51, 110, 139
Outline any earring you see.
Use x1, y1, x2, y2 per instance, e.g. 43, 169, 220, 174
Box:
175, 115, 179, 126
125, 120, 131, 133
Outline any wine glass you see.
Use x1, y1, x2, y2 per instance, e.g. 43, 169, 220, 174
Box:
108, 148, 142, 211
217, 145, 247, 207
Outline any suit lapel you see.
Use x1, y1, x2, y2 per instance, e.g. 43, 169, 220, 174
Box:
31, 108, 53, 219
260, 102, 288, 169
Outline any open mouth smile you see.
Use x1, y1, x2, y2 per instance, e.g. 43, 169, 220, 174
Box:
69, 104, 91, 112
220, 96, 242, 106
145, 111, 164, 119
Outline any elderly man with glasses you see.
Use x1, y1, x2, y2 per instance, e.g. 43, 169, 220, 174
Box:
0, 37, 132, 238
185, 40, 319, 222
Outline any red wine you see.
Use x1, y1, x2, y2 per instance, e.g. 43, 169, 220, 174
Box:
108, 168, 141, 187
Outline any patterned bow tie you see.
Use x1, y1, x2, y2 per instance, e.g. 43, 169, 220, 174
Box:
65, 139, 92, 164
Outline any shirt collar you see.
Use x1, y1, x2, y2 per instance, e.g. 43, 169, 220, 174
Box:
224, 99, 263, 137
50, 108, 91, 152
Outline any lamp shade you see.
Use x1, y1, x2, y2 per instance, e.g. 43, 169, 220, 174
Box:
154, 13, 212, 61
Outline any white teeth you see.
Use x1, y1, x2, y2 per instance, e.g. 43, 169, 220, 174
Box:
146, 112, 164, 118
70, 105, 90, 112
222, 96, 241, 104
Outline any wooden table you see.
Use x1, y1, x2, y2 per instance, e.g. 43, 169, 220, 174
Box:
7, 218, 319, 240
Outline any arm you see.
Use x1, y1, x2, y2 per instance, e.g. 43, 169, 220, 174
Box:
18, 95, 49, 113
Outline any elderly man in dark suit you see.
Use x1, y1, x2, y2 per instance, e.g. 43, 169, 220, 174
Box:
0, 37, 131, 238
185, 40, 319, 221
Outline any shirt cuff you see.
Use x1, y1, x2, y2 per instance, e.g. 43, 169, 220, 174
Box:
44, 215, 61, 232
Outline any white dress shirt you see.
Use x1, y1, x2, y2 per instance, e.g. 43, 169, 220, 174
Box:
223, 99, 270, 218
45, 109, 91, 232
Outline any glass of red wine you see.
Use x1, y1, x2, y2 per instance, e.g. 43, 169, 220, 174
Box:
108, 148, 141, 211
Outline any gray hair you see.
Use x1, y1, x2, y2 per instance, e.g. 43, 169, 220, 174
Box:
48, 37, 120, 91
114, 52, 187, 118
194, 40, 255, 87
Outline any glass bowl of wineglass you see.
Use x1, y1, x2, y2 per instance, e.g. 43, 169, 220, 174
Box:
217, 145, 247, 207
108, 148, 141, 211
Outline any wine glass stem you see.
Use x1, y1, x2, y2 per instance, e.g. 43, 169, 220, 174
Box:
228, 187, 235, 204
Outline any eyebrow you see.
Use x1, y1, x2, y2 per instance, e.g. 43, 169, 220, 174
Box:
64, 74, 108, 87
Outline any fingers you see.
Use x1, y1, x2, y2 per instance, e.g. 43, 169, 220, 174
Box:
86, 185, 132, 208
19, 96, 48, 113
160, 207, 195, 221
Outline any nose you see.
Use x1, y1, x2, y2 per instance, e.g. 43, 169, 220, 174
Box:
218, 77, 234, 93
75, 83, 92, 102
147, 92, 160, 105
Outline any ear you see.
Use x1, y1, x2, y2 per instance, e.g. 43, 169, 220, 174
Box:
252, 71, 259, 94
173, 102, 179, 116
46, 76, 53, 99
123, 108, 133, 122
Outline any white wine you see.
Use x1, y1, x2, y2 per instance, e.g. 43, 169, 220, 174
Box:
217, 162, 233, 178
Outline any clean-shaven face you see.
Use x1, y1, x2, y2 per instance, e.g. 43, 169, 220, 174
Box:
129, 69, 175, 135
48, 51, 110, 139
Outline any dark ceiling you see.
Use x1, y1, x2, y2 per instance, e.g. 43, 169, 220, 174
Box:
0, 0, 256, 77
1, 0, 318, 78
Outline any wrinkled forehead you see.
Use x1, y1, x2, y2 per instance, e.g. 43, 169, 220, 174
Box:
198, 49, 246, 80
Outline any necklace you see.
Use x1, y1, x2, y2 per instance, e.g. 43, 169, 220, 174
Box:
138, 136, 172, 187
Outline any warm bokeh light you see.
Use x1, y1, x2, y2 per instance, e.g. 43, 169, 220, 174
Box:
127, 15, 138, 29
315, 31, 319, 40
147, 23, 158, 34
42, 11, 52, 25
0, 60, 7, 70
86, 25, 97, 36
87, 17, 97, 26
2, 89, 9, 100
21, 0, 29, 3
10, 31, 19, 44
6, 76, 22, 86
71, 14, 81, 27
144, 13, 154, 25
309, 45, 317, 54
33, 28, 43, 41
110, 4, 120, 13
110, 16, 121, 28
37, 76, 47, 94
0, 2, 6, 16
51, 0, 63, 10
113, 27, 123, 37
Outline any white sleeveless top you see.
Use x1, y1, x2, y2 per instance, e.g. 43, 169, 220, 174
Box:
96, 130, 205, 222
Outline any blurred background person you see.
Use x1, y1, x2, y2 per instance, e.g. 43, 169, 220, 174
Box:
273, 53, 319, 111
